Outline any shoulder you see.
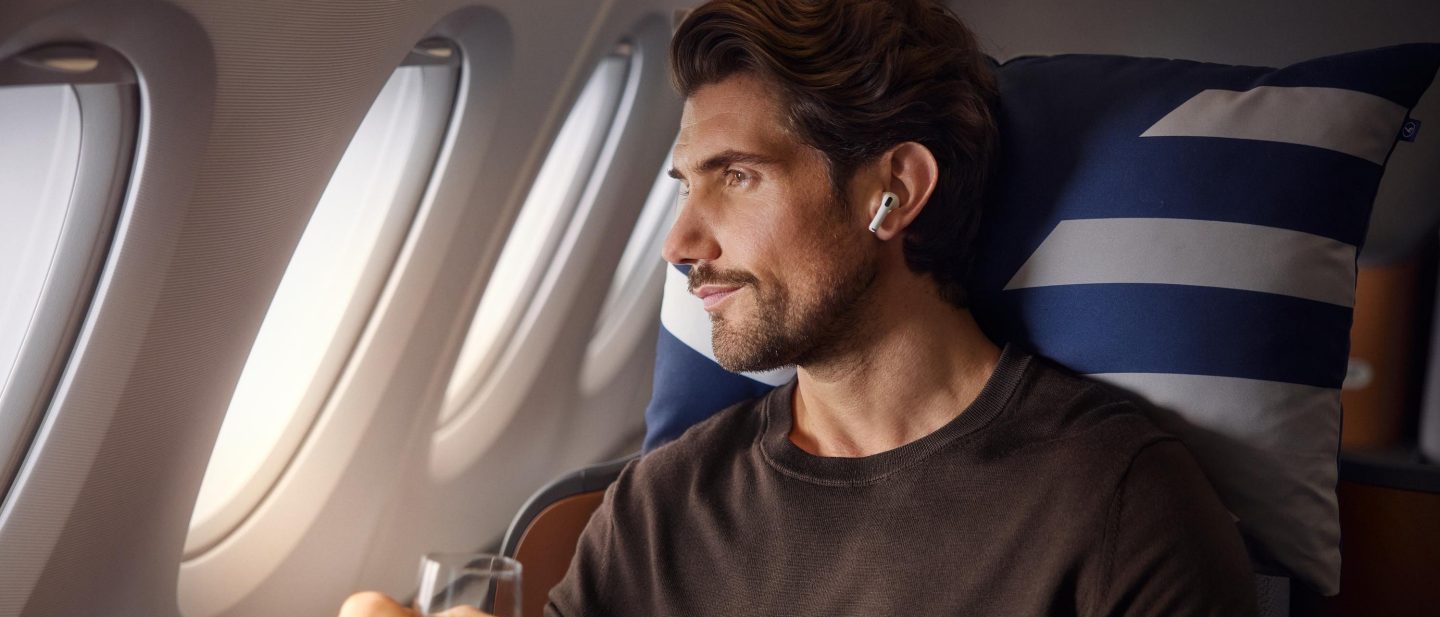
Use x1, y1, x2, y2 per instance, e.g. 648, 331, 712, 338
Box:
640, 388, 769, 469
1090, 438, 1257, 614
1015, 354, 1146, 426
996, 352, 1173, 461
609, 388, 773, 509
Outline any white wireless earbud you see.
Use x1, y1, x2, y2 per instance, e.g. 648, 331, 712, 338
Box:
868, 192, 899, 233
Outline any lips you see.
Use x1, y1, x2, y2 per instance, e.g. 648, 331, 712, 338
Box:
693, 285, 743, 310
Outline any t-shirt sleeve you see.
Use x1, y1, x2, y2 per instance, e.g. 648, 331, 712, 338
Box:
1090, 439, 1259, 617
545, 481, 619, 617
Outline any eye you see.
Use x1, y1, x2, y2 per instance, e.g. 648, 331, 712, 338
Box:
724, 169, 749, 186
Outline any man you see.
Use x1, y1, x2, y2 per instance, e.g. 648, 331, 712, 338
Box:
342, 0, 1258, 615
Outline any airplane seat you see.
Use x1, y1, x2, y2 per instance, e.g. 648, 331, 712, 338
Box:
500, 454, 637, 613
503, 44, 1439, 613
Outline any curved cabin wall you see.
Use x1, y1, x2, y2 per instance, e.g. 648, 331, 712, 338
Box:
0, 1, 685, 616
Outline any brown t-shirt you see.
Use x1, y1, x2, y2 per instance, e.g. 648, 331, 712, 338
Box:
548, 345, 1258, 616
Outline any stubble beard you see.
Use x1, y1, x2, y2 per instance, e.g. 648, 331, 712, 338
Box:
707, 229, 878, 374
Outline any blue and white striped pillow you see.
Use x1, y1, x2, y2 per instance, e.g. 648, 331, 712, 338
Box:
643, 44, 1440, 595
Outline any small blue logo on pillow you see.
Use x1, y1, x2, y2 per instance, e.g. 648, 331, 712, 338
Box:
1401, 118, 1422, 142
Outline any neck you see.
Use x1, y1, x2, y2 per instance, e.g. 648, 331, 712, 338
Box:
788, 271, 1001, 458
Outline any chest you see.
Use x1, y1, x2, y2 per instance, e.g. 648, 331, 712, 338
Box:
627, 468, 1110, 617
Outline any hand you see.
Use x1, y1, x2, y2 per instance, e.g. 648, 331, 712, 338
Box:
338, 591, 493, 617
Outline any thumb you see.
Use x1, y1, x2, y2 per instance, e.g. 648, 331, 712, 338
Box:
428, 607, 492, 617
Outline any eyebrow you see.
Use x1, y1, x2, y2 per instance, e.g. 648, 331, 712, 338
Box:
667, 149, 781, 181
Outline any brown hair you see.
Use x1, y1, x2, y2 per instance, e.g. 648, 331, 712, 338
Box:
670, 0, 998, 307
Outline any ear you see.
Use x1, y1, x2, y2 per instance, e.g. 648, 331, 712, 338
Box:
869, 141, 939, 241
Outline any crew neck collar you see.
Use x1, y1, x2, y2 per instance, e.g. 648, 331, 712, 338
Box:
759, 343, 1030, 486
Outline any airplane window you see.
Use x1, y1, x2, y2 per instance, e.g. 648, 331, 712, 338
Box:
0, 45, 136, 497
439, 48, 632, 425
187, 50, 459, 556
0, 85, 82, 405
578, 157, 678, 394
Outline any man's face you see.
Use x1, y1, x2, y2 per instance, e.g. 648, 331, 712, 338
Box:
664, 73, 879, 372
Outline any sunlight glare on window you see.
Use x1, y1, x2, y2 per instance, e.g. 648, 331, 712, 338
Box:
579, 159, 679, 394
188, 62, 457, 555
0, 85, 81, 396
440, 53, 631, 423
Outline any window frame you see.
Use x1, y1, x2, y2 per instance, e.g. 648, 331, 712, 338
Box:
577, 153, 678, 395
0, 45, 137, 502
425, 16, 680, 484
436, 44, 638, 430
182, 44, 462, 558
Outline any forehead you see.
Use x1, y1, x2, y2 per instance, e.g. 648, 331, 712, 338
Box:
674, 74, 797, 166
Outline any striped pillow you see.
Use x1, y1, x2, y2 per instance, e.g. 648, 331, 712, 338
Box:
644, 44, 1440, 595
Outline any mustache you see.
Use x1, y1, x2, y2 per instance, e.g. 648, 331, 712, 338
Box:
687, 264, 760, 293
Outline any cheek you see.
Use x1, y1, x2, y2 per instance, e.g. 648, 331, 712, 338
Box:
760, 230, 848, 307
726, 177, 852, 292
717, 190, 792, 271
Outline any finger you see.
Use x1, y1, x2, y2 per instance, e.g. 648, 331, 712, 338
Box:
430, 607, 492, 617
338, 591, 417, 617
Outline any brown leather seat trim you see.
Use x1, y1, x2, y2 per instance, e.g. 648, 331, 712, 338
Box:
512, 490, 607, 613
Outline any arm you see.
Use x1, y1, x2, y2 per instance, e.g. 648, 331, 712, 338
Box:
1090, 440, 1259, 617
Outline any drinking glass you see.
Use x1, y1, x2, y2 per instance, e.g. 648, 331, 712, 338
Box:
414, 552, 522, 617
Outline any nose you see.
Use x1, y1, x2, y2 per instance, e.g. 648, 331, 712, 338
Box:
661, 192, 720, 266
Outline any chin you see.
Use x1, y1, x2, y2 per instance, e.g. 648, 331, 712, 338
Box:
713, 351, 787, 374
710, 321, 753, 371
711, 321, 795, 373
